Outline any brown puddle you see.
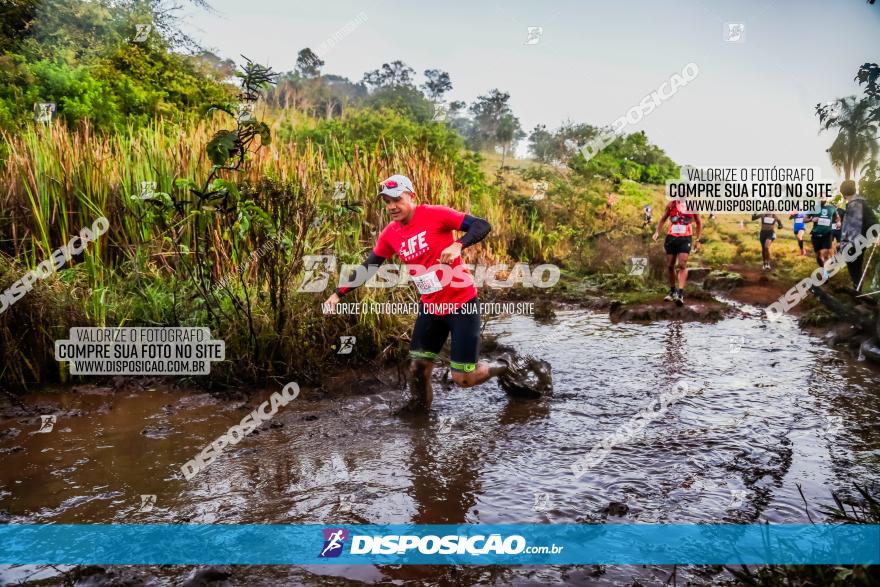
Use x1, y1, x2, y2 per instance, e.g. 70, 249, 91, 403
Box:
1, 305, 879, 585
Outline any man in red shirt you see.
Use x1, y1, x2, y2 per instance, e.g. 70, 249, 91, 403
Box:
653, 199, 702, 306
323, 174, 551, 411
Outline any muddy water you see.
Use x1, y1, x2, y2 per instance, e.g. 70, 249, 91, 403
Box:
1, 302, 879, 586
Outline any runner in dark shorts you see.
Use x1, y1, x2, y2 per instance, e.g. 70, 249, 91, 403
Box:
811, 232, 833, 255
805, 198, 839, 270
753, 213, 782, 271
322, 174, 551, 410
664, 235, 692, 256
654, 200, 702, 306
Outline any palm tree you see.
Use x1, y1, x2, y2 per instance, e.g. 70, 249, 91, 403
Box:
819, 96, 879, 180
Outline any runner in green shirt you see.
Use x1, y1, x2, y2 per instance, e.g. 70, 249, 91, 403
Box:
805, 198, 840, 268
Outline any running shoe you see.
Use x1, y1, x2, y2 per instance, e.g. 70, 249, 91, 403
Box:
664, 288, 676, 302
674, 289, 684, 307
498, 352, 553, 398
498, 351, 525, 379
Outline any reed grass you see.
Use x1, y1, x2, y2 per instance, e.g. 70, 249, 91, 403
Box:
0, 110, 575, 387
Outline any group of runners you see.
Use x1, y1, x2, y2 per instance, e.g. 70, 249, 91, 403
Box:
319, 174, 876, 412
750, 200, 841, 272
646, 179, 878, 305
749, 180, 877, 290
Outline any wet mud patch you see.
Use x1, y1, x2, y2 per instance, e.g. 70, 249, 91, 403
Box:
722, 264, 793, 309
609, 298, 736, 323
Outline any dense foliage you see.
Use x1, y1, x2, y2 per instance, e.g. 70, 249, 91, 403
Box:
529, 122, 680, 185
0, 0, 235, 132
0, 0, 681, 388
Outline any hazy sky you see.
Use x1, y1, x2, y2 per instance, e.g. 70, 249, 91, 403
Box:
181, 0, 880, 181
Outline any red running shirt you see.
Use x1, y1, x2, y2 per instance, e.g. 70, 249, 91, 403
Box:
373, 205, 477, 314
667, 201, 695, 237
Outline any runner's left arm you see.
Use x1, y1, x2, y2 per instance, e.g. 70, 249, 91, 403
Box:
457, 215, 491, 248
439, 215, 491, 264
693, 214, 702, 251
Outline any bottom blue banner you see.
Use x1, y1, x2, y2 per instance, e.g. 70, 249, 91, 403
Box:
0, 524, 877, 565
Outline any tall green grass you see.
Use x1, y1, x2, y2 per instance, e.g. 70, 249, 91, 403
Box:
0, 111, 577, 387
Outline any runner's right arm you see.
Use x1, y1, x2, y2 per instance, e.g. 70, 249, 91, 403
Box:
324, 225, 399, 312
323, 251, 388, 313
653, 203, 672, 241
335, 252, 388, 297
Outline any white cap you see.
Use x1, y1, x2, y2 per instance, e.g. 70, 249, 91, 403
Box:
377, 174, 415, 199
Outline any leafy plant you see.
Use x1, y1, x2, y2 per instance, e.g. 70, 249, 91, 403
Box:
727, 485, 880, 587
156, 57, 280, 359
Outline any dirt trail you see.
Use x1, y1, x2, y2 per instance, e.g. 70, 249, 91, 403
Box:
723, 264, 792, 309
710, 220, 797, 311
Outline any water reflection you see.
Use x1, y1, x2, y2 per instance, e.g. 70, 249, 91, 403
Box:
1, 308, 879, 585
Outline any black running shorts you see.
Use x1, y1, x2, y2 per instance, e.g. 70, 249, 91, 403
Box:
664, 235, 692, 256
409, 296, 480, 372
811, 232, 833, 252
759, 231, 775, 247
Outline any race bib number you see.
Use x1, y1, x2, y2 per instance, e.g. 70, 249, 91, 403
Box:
411, 270, 443, 294
817, 217, 831, 226
670, 224, 687, 235
763, 216, 775, 224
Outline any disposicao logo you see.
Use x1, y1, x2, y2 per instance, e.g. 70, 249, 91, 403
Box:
319, 528, 349, 558
317, 529, 559, 558
349, 534, 529, 555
